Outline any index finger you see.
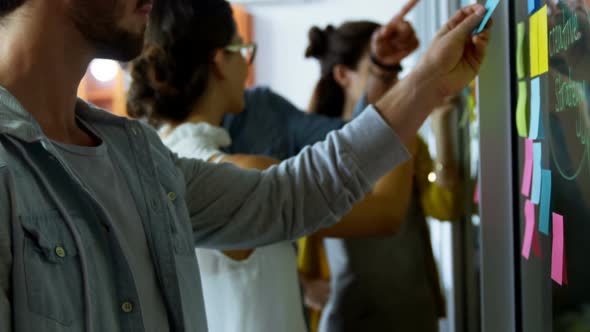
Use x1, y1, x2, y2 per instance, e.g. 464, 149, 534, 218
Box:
392, 0, 420, 23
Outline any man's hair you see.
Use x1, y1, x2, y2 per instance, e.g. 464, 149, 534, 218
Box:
0, 0, 26, 17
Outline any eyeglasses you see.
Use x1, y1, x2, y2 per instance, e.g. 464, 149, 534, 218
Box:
224, 42, 257, 65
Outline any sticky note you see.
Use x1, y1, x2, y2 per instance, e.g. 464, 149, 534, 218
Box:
516, 80, 529, 137
529, 78, 544, 140
474, 0, 500, 35
537, 6, 549, 75
516, 22, 526, 79
521, 139, 534, 197
530, 5, 549, 77
551, 213, 568, 285
531, 143, 543, 204
522, 199, 542, 259
528, 0, 540, 14
538, 169, 552, 235
530, 13, 539, 76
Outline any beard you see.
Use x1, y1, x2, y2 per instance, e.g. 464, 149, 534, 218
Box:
69, 0, 147, 62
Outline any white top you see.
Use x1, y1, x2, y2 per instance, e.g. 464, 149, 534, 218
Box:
162, 122, 307, 332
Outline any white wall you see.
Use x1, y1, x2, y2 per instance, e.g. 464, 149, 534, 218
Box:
244, 0, 424, 109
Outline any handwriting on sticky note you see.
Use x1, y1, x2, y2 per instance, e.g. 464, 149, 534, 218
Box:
529, 78, 543, 140
538, 169, 552, 235
530, 5, 549, 77
474, 0, 500, 35
521, 139, 534, 197
531, 143, 543, 204
551, 213, 568, 285
517, 22, 526, 79
517, 80, 529, 137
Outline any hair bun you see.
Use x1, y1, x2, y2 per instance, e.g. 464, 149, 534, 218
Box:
305, 25, 334, 59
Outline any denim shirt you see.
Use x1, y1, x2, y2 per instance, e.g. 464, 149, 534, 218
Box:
223, 87, 345, 159
0, 86, 409, 331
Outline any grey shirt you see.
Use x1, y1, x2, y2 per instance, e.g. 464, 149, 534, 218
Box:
0, 88, 410, 331
52, 119, 170, 332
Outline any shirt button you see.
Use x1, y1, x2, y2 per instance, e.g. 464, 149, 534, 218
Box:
121, 301, 134, 313
55, 246, 66, 258
167, 192, 177, 202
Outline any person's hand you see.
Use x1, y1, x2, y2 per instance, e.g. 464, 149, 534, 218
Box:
415, 4, 491, 98
374, 4, 490, 145
371, 0, 420, 66
301, 277, 331, 311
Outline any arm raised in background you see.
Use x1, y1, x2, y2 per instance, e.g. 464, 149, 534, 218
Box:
376, 4, 490, 145
366, 0, 420, 104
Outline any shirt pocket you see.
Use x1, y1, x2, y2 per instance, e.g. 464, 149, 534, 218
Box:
20, 211, 83, 326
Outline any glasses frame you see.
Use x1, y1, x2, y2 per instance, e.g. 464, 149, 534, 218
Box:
224, 42, 257, 65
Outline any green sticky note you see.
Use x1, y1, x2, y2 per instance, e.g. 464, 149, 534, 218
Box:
516, 22, 526, 79
516, 80, 529, 137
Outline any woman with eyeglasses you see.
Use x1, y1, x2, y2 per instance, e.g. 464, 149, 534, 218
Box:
126, 0, 420, 331
128, 5, 307, 331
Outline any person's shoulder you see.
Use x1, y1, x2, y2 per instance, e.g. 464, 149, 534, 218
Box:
244, 85, 274, 102
245, 86, 297, 111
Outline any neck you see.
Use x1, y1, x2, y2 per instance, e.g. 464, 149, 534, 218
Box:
342, 97, 357, 121
0, 3, 96, 145
183, 85, 228, 128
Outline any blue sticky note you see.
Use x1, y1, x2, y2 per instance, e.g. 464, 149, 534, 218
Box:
538, 169, 552, 235
531, 143, 543, 204
474, 0, 500, 34
528, 0, 541, 14
529, 78, 544, 140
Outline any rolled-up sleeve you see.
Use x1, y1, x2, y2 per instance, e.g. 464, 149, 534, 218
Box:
178, 107, 410, 250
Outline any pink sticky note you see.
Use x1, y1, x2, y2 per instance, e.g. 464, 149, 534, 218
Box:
522, 200, 542, 259
551, 213, 568, 285
521, 139, 534, 197
473, 180, 480, 204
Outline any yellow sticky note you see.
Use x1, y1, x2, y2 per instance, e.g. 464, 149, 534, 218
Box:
516, 80, 529, 137
517, 22, 526, 79
530, 5, 549, 77
537, 5, 549, 75
530, 12, 539, 76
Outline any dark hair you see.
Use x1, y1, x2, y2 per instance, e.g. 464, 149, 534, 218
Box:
127, 0, 236, 125
0, 0, 26, 17
305, 21, 380, 118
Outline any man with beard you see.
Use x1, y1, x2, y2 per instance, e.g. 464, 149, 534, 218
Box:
0, 0, 490, 331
